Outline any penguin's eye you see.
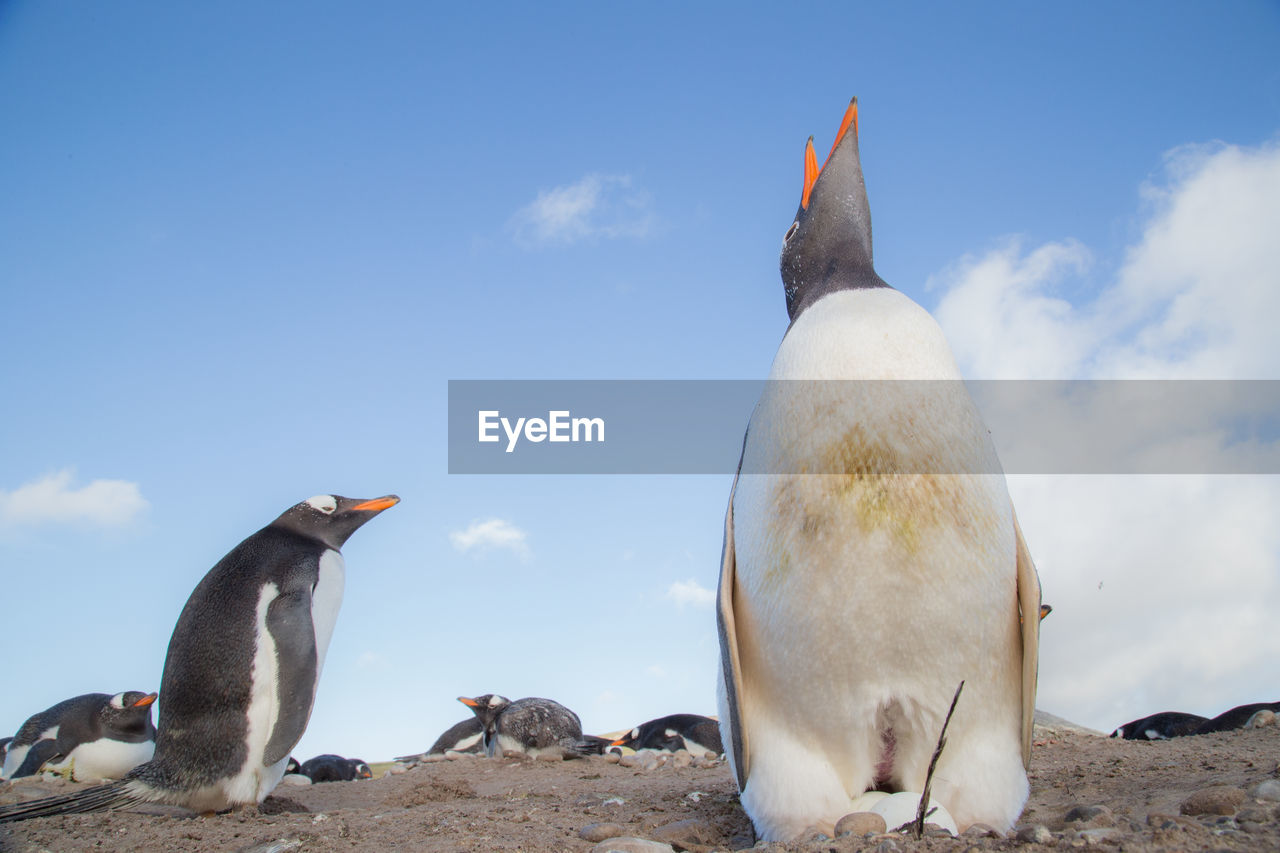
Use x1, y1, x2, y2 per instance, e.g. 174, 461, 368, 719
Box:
305, 495, 338, 514
783, 221, 799, 243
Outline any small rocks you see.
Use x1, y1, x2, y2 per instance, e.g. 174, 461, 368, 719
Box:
1016, 823, 1053, 844
1074, 827, 1122, 845
1180, 785, 1246, 816
580, 822, 625, 842
1250, 779, 1280, 802
962, 822, 1003, 838
649, 817, 717, 851
1063, 803, 1114, 828
589, 839, 676, 853
835, 811, 886, 836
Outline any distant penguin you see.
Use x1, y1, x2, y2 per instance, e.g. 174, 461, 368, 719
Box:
1, 691, 156, 782
416, 717, 486, 758
298, 754, 370, 783
0, 737, 10, 768
0, 494, 398, 822
1192, 701, 1280, 735
612, 714, 722, 756
716, 98, 1042, 841
1110, 711, 1207, 740
459, 694, 594, 759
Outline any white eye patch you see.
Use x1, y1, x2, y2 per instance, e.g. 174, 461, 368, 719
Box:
109, 693, 128, 709
306, 495, 338, 514
488, 695, 504, 707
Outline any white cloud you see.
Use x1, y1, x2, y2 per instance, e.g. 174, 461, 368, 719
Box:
927, 139, 1280, 731
0, 469, 148, 528
933, 140, 1280, 381
666, 578, 715, 609
449, 518, 530, 559
646, 664, 667, 678
511, 173, 653, 247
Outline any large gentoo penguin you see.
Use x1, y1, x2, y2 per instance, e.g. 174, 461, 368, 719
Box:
611, 714, 722, 755
1110, 711, 1207, 740
0, 493, 398, 822
716, 98, 1042, 840
1, 691, 157, 782
1192, 701, 1280, 735
458, 694, 595, 759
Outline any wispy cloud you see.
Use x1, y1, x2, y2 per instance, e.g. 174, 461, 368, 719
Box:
449, 518, 530, 559
928, 139, 1280, 731
0, 469, 148, 529
666, 578, 715, 609
511, 173, 654, 248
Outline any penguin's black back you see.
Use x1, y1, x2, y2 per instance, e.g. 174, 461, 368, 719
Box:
1109, 711, 1207, 740
138, 524, 328, 790
631, 714, 722, 753
10, 694, 111, 748
1192, 701, 1280, 735
428, 717, 484, 755
496, 698, 582, 748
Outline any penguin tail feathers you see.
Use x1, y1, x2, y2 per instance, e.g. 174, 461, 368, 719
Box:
0, 779, 145, 823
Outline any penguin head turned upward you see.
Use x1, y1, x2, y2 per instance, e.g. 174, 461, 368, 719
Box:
458, 694, 511, 729
780, 96, 890, 324
271, 494, 400, 551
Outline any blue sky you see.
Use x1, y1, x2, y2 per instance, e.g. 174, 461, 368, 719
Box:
2, 2, 1279, 764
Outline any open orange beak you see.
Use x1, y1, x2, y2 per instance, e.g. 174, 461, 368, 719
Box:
801, 97, 859, 211
351, 496, 399, 512
133, 693, 158, 708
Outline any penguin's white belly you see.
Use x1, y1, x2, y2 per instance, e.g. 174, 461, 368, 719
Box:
1, 726, 58, 778
311, 549, 346, 675
48, 737, 155, 782
728, 289, 1028, 836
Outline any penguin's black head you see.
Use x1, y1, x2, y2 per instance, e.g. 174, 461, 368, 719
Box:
459, 694, 510, 729
273, 494, 400, 550
610, 725, 641, 750
101, 691, 157, 736
779, 97, 888, 323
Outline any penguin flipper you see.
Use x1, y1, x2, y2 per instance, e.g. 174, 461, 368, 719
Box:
11, 739, 61, 778
1014, 509, 1042, 768
263, 589, 320, 766
717, 473, 750, 789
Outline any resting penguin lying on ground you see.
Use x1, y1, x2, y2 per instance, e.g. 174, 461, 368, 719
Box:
611, 713, 722, 756
1, 691, 157, 782
716, 98, 1042, 841
0, 494, 398, 822
458, 694, 599, 759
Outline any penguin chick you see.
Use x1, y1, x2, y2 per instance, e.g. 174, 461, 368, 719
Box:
611, 714, 722, 756
0, 494, 398, 822
1, 691, 157, 782
459, 694, 595, 759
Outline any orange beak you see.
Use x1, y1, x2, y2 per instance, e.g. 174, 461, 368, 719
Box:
823, 98, 858, 169
351, 496, 399, 512
801, 137, 819, 210
1040, 604, 1053, 621
133, 693, 158, 708
458, 696, 480, 707
609, 737, 627, 747
802, 97, 860, 211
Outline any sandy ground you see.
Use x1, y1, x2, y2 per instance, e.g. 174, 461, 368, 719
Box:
2, 721, 1279, 852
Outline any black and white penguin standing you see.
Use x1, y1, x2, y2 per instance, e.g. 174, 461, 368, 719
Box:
1, 691, 157, 782
716, 98, 1042, 840
0, 493, 398, 822
611, 714, 722, 755
458, 694, 594, 759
